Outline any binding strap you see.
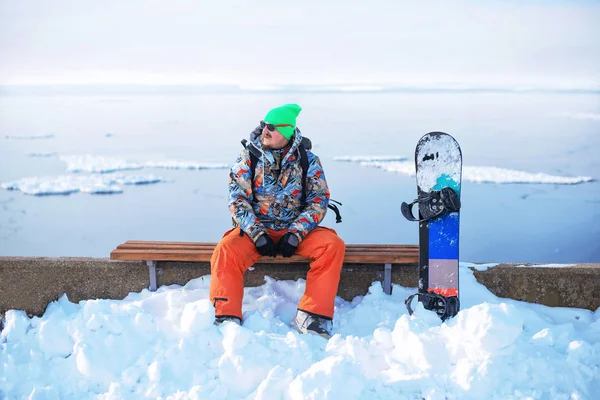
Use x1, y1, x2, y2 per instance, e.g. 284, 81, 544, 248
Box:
401, 187, 461, 222
405, 291, 460, 321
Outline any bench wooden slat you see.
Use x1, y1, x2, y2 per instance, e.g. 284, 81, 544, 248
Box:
110, 248, 418, 264
111, 250, 418, 259
121, 240, 415, 248
116, 243, 417, 253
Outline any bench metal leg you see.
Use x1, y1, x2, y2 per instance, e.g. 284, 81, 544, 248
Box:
383, 263, 392, 295
147, 261, 158, 291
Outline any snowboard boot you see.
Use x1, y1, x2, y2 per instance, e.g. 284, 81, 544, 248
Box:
214, 316, 241, 326
290, 309, 332, 339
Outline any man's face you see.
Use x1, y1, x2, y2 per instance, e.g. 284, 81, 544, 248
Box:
260, 123, 290, 150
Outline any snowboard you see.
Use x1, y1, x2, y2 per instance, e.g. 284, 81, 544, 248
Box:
401, 132, 462, 321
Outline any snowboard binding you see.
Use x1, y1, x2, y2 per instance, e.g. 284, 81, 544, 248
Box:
405, 291, 460, 321
401, 187, 461, 222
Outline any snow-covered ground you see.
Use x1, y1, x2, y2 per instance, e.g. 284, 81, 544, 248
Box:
2, 263, 599, 399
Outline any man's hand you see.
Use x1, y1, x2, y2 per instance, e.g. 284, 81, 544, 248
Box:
278, 232, 299, 258
255, 233, 277, 257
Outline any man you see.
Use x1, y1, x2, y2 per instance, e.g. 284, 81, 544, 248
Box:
210, 104, 345, 338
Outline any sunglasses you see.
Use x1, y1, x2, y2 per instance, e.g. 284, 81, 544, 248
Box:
260, 120, 294, 132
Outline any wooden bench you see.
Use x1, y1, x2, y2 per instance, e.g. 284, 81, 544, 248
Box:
110, 240, 419, 294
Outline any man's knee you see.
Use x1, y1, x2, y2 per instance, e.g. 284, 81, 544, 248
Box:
319, 229, 345, 252
211, 228, 258, 273
331, 234, 345, 252
303, 228, 345, 267
211, 231, 245, 265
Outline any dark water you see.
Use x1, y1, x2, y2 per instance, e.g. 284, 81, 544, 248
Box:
1, 92, 599, 263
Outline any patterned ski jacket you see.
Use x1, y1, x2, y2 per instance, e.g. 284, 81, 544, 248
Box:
228, 127, 330, 243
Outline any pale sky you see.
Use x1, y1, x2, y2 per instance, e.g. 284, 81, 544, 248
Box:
1, 0, 599, 87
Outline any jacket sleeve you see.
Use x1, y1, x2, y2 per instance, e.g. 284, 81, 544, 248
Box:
287, 153, 330, 241
228, 150, 267, 243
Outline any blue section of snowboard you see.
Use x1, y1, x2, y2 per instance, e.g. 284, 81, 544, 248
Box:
428, 173, 461, 261
428, 214, 460, 259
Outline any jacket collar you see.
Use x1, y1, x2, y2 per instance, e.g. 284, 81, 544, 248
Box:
249, 126, 303, 166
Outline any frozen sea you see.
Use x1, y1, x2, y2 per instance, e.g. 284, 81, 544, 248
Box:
0, 87, 599, 263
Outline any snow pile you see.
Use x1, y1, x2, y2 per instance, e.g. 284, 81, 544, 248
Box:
472, 263, 576, 271
337, 156, 595, 184
1, 265, 599, 399
61, 155, 229, 173
1, 174, 167, 195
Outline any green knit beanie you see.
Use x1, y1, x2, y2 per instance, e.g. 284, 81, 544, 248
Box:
264, 104, 302, 140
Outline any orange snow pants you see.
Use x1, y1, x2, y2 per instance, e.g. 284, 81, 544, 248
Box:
210, 226, 345, 320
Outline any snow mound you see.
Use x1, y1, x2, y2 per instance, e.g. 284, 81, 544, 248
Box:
1, 266, 598, 399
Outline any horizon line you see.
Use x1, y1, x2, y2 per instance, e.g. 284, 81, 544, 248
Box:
1, 82, 599, 95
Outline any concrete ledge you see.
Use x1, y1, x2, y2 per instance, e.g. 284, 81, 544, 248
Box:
1, 257, 599, 317
473, 263, 600, 310
0, 257, 148, 317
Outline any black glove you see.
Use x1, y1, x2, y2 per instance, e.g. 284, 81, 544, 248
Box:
278, 232, 299, 258
255, 234, 277, 257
